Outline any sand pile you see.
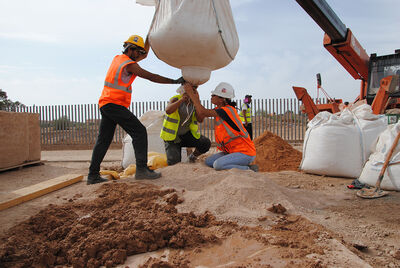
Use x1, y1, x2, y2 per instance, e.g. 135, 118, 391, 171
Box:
253, 131, 302, 172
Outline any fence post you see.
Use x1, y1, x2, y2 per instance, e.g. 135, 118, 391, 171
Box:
16, 98, 311, 148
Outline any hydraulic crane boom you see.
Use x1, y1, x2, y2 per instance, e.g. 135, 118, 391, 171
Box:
295, 0, 370, 99
291, 0, 368, 120
295, 0, 347, 42
293, 0, 400, 121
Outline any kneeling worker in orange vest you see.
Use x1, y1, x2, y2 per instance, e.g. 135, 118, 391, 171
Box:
87, 35, 184, 185
183, 82, 258, 171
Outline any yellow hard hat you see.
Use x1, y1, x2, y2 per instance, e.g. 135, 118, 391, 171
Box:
124, 35, 145, 49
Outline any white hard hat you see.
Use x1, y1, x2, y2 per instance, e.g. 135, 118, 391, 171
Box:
211, 82, 235, 99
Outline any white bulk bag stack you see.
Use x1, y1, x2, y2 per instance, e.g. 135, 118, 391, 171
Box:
137, 0, 239, 85
352, 104, 388, 159
300, 104, 387, 178
122, 110, 165, 169
358, 122, 400, 190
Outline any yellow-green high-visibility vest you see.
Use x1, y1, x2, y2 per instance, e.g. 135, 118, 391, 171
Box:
239, 103, 252, 123
160, 95, 200, 141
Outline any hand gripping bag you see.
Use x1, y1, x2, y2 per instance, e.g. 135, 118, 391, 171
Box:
137, 0, 239, 85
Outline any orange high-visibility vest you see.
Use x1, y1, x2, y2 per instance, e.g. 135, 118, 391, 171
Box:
99, 54, 136, 108
214, 105, 256, 156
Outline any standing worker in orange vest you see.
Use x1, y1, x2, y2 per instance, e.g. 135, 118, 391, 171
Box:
183, 82, 258, 171
87, 35, 184, 185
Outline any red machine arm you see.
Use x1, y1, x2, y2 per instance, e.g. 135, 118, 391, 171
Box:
296, 0, 370, 100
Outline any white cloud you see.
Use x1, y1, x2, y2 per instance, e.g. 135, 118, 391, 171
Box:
4, 74, 103, 105
0, 0, 154, 45
0, 32, 58, 43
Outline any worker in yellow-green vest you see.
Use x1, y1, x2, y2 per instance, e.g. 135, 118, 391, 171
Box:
160, 86, 211, 165
240, 94, 253, 140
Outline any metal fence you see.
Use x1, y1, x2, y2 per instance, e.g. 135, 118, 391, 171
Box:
11, 98, 310, 148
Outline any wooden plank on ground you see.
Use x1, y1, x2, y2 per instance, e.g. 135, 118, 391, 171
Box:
0, 174, 83, 211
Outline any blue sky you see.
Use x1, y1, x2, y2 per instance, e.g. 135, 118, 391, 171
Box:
1, 0, 399, 106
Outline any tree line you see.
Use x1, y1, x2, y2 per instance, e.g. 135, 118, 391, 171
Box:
0, 89, 25, 111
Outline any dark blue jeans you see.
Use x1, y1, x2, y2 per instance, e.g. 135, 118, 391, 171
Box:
89, 103, 148, 175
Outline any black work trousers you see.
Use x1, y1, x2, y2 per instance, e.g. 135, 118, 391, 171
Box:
164, 131, 211, 166
89, 103, 147, 175
243, 123, 253, 140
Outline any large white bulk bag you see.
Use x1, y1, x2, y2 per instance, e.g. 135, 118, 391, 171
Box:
136, 0, 156, 6
122, 110, 166, 168
301, 111, 362, 178
359, 123, 400, 190
300, 105, 387, 178
137, 0, 239, 85
351, 104, 388, 159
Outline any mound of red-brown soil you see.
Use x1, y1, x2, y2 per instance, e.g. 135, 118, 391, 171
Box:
253, 131, 302, 172
0, 182, 220, 268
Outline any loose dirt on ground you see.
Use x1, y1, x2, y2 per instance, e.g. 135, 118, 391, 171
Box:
0, 131, 399, 267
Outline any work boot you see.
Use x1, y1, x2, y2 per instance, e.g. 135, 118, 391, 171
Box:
188, 149, 201, 163
188, 153, 197, 163
87, 174, 108, 185
135, 166, 161, 180
249, 164, 259, 172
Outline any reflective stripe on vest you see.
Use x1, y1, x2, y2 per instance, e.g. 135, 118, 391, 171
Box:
99, 54, 137, 108
160, 95, 200, 141
103, 59, 133, 93
216, 107, 248, 148
162, 114, 180, 136
165, 116, 179, 124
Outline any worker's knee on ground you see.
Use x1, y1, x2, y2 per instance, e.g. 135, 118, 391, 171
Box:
213, 161, 224, 171
205, 157, 214, 168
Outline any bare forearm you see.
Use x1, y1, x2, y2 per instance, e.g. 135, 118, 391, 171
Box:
165, 98, 183, 114
145, 73, 176, 84
127, 63, 176, 84
193, 100, 206, 122
192, 99, 216, 119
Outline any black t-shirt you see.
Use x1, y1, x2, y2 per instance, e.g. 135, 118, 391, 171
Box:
215, 108, 240, 132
